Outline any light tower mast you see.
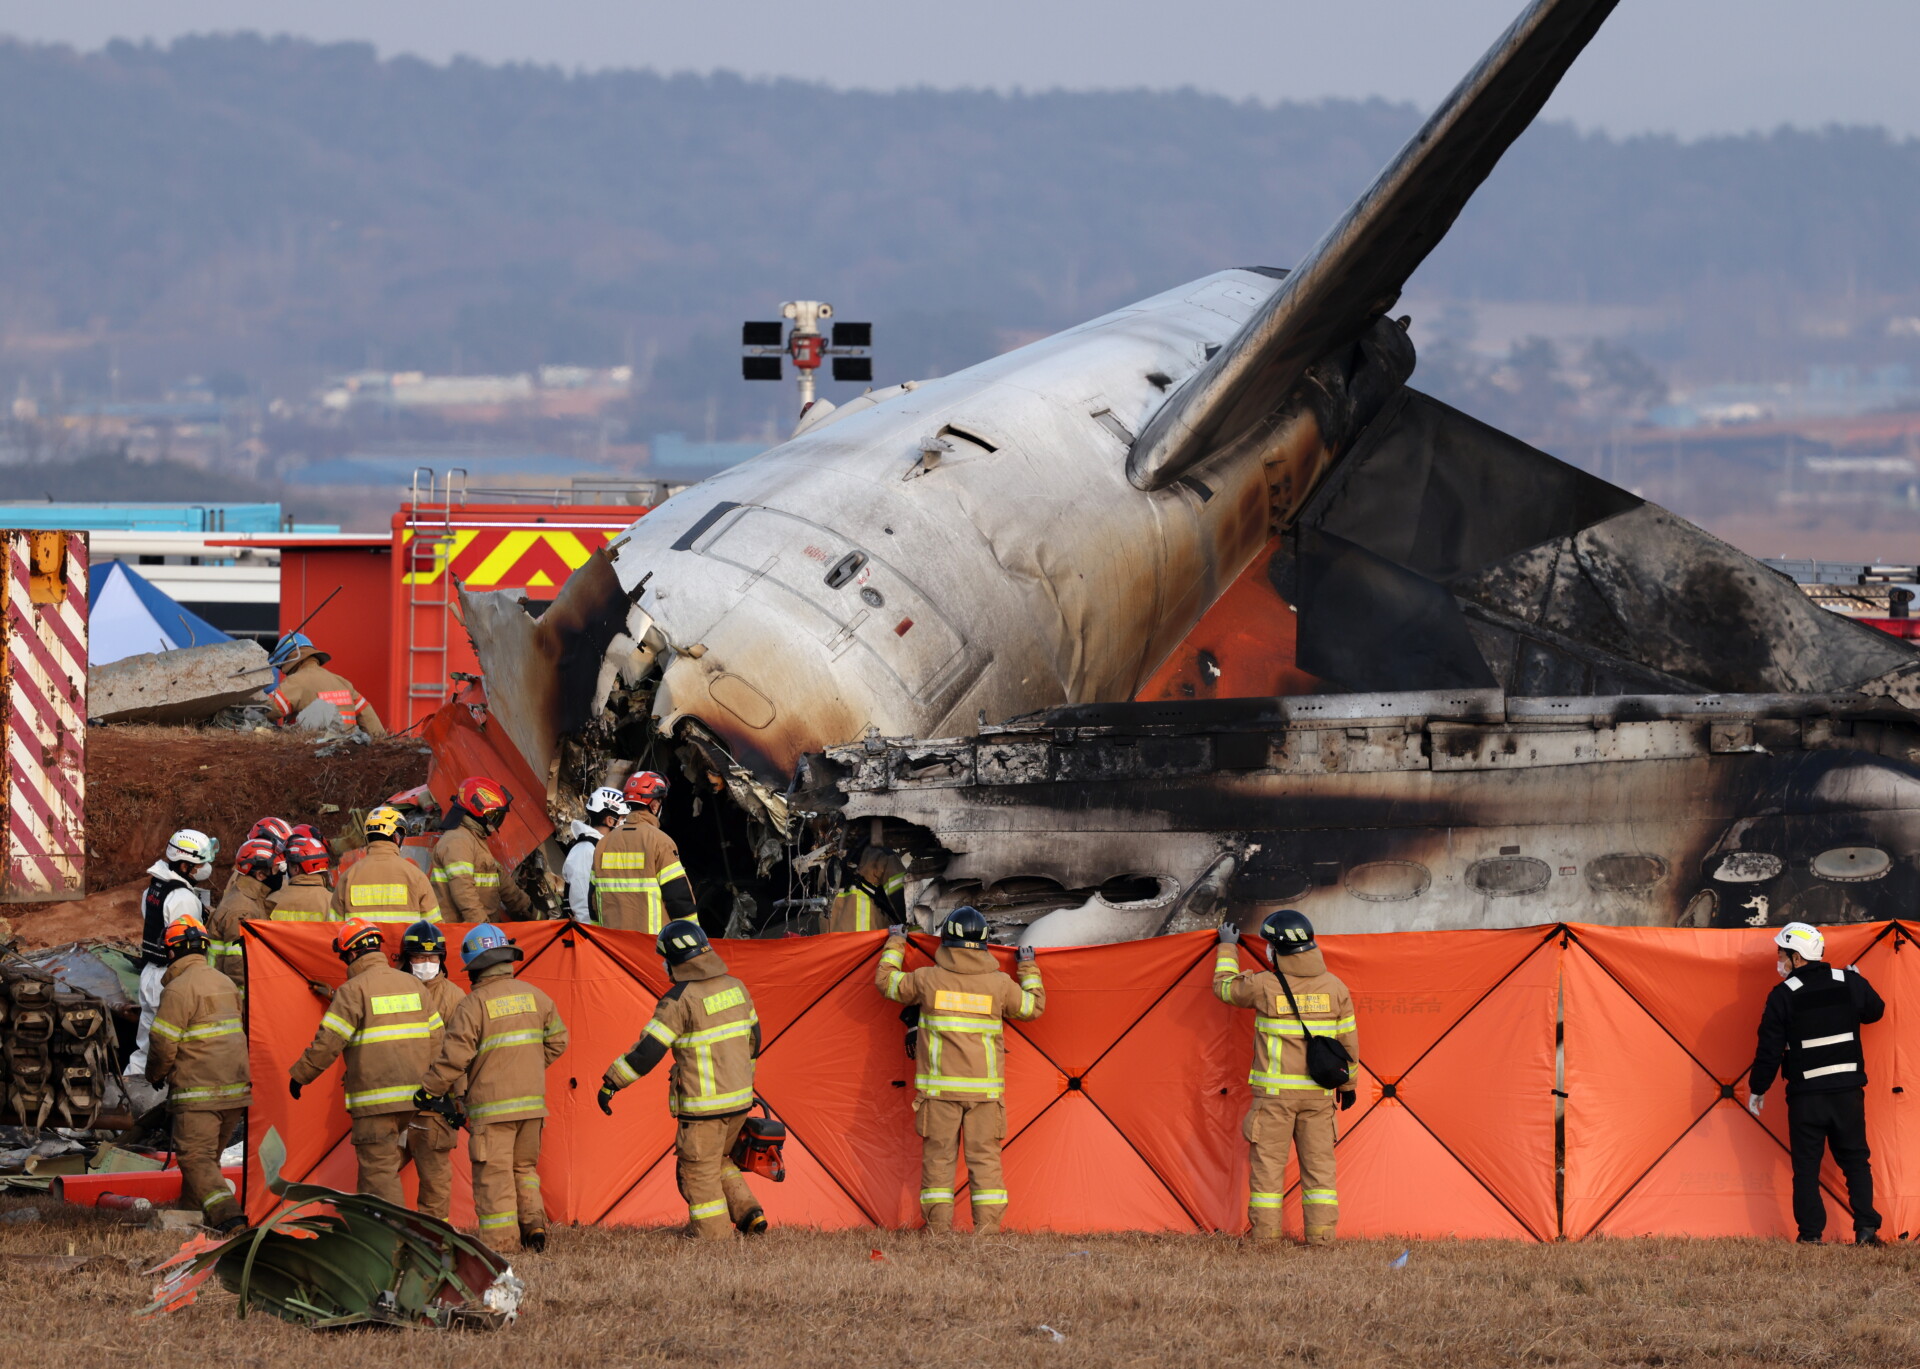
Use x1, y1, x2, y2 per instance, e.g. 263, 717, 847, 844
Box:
742, 303, 872, 426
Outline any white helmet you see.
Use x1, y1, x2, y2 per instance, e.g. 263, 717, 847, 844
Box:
584, 786, 630, 818
165, 828, 216, 881
1775, 921, 1825, 962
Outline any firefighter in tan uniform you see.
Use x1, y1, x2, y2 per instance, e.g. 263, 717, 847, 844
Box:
145, 914, 250, 1233
826, 841, 908, 933
266, 834, 336, 921
590, 771, 694, 933
417, 925, 566, 1252
264, 633, 386, 736
287, 918, 446, 1205
332, 807, 440, 924
430, 777, 532, 922
397, 920, 466, 1218
1214, 910, 1358, 1244
877, 907, 1044, 1234
207, 832, 286, 990
598, 919, 768, 1239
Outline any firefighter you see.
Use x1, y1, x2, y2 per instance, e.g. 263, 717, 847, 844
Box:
430, 777, 532, 922
1214, 910, 1358, 1244
398, 919, 465, 1219
267, 833, 336, 920
130, 829, 217, 1077
1747, 921, 1886, 1245
417, 925, 566, 1252
287, 918, 445, 1205
562, 787, 628, 921
206, 834, 286, 992
331, 806, 439, 924
264, 632, 387, 736
589, 771, 693, 933
876, 907, 1044, 1234
826, 839, 909, 933
597, 918, 768, 1239
145, 914, 249, 1233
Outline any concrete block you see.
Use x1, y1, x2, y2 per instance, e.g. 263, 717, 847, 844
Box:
89, 640, 273, 725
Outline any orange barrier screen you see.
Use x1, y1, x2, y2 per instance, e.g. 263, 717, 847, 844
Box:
242, 921, 1918, 1239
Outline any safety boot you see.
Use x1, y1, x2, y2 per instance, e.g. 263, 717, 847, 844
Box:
1303, 1224, 1337, 1247
736, 1208, 768, 1236
1856, 1228, 1884, 1248
519, 1224, 546, 1253
972, 1208, 1004, 1237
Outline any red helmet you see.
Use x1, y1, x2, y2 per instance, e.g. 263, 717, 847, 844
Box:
456, 776, 512, 820
247, 816, 293, 849
286, 834, 330, 876
622, 771, 669, 806
288, 823, 324, 846
333, 917, 384, 961
234, 837, 287, 883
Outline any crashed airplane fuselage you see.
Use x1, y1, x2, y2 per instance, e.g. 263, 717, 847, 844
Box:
464, 0, 1920, 942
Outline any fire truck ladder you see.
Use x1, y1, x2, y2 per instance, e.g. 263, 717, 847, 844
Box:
405, 467, 468, 720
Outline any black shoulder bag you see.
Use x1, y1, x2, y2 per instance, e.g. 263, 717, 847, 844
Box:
1276, 969, 1353, 1090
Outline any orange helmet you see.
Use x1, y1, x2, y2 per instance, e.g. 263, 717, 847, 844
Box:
163, 914, 210, 959
622, 771, 669, 806
247, 816, 294, 849
333, 917, 384, 961
456, 776, 512, 821
235, 837, 287, 883
286, 834, 330, 876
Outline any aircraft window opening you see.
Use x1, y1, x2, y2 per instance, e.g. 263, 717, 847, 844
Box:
1586, 853, 1669, 893
823, 550, 867, 589
1712, 851, 1784, 883
939, 424, 998, 453
1344, 861, 1431, 903
1098, 874, 1164, 904
1810, 846, 1892, 883
1466, 856, 1552, 897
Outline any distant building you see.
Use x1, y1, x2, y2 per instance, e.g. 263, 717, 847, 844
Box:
320, 366, 633, 420
649, 432, 766, 475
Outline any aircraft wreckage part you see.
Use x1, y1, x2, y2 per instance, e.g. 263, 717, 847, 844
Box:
0, 958, 117, 1131
418, 681, 553, 870
143, 1125, 521, 1329
458, 548, 629, 790
1129, 0, 1619, 491
820, 690, 1920, 936
88, 638, 271, 726
55, 1164, 238, 1207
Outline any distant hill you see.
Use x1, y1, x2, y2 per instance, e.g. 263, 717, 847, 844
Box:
4, 35, 1920, 405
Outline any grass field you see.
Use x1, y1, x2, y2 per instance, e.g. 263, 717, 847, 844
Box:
1, 1196, 1915, 1368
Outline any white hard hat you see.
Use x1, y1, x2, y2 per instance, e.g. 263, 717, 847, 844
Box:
584, 786, 630, 817
1774, 922, 1825, 962
165, 828, 215, 866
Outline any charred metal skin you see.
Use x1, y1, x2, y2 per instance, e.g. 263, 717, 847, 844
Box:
816, 692, 1920, 940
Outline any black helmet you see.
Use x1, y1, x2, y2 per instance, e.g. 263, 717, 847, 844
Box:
1261, 909, 1316, 956
657, 918, 711, 968
940, 906, 990, 949
401, 920, 446, 961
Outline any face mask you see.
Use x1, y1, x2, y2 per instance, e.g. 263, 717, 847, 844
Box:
1776, 952, 1793, 979
411, 959, 442, 982
192, 864, 213, 885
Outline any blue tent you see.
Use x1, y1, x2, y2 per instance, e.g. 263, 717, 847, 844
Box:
88, 561, 233, 666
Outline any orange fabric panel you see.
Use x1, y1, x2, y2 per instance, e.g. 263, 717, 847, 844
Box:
1395, 938, 1560, 1239
998, 1091, 1202, 1234
1314, 1101, 1537, 1240
1866, 928, 1920, 1238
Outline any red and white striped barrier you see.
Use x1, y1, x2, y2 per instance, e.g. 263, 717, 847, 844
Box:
4, 530, 87, 900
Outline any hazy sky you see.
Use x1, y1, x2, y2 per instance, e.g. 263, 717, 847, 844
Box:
1, 1, 1916, 139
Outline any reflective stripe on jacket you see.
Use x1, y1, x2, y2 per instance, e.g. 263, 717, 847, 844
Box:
1214, 944, 1358, 1096
331, 842, 441, 922
266, 871, 336, 922
265, 659, 387, 737
290, 954, 446, 1114
430, 819, 532, 922
147, 959, 251, 1111
877, 939, 1043, 1100
420, 967, 566, 1123
208, 870, 271, 981
609, 952, 759, 1117
826, 848, 909, 933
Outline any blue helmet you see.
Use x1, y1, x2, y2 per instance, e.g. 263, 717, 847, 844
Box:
269, 632, 328, 670
461, 923, 521, 974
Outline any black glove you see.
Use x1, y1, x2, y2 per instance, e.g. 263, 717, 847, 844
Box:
1338, 1089, 1356, 1112
287, 1077, 302, 1100
1217, 923, 1239, 944
597, 1083, 616, 1116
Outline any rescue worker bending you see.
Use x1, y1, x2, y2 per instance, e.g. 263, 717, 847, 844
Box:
1215, 910, 1358, 1245
877, 908, 1043, 1234
264, 632, 386, 736
146, 914, 249, 1233
206, 816, 290, 989
590, 771, 693, 933
417, 925, 565, 1252
598, 918, 769, 1239
430, 777, 532, 922
288, 918, 446, 1207
826, 840, 908, 933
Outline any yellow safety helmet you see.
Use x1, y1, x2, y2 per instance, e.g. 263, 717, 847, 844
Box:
364, 806, 406, 842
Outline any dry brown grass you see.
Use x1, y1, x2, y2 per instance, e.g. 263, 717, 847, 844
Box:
1, 1195, 1915, 1367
